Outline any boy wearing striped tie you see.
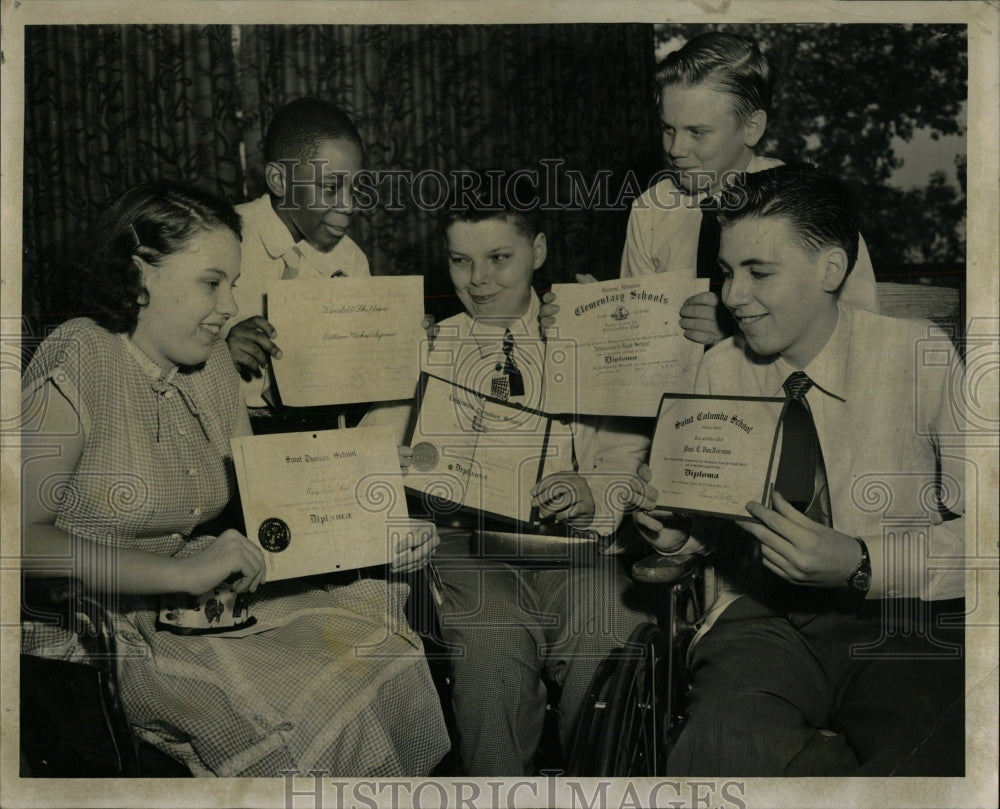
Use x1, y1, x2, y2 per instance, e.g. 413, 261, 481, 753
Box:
362, 174, 651, 775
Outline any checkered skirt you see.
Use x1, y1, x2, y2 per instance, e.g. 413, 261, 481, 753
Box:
21, 320, 449, 776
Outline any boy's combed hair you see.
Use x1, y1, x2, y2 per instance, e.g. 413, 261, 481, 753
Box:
80, 182, 242, 334
264, 98, 364, 165
656, 31, 773, 122
443, 170, 542, 239
717, 163, 860, 274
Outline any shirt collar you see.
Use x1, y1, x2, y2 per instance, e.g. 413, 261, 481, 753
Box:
467, 292, 541, 357
255, 195, 298, 262
120, 333, 178, 383
296, 240, 352, 278
773, 303, 850, 401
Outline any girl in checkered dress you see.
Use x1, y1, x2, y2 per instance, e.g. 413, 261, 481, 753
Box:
20, 183, 449, 776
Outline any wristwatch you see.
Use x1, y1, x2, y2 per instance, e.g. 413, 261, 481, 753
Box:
846, 538, 872, 596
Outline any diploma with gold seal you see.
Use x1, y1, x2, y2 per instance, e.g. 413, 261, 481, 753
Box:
403, 373, 565, 526
232, 426, 425, 580
543, 275, 706, 417
267, 276, 425, 407
649, 394, 787, 519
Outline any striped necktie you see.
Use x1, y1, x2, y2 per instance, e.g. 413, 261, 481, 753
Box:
490, 329, 525, 401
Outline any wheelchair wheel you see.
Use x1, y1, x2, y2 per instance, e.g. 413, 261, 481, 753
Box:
596, 622, 669, 776
564, 647, 624, 774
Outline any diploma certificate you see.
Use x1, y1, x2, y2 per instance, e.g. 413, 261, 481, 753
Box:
403, 373, 559, 526
232, 426, 416, 581
267, 276, 425, 406
544, 275, 706, 417
649, 394, 786, 519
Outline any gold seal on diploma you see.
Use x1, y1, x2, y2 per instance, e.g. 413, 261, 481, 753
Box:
411, 442, 439, 471
258, 517, 291, 552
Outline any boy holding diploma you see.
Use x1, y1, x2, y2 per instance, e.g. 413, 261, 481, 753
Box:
221, 98, 370, 422
635, 164, 965, 775
362, 174, 650, 776
622, 31, 880, 346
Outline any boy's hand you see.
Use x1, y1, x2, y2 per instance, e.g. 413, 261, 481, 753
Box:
633, 510, 691, 555
625, 463, 659, 512
421, 314, 439, 345
390, 521, 440, 573
743, 492, 862, 587
531, 472, 596, 526
575, 273, 599, 284
630, 465, 692, 553
679, 291, 725, 347
539, 291, 560, 337
226, 316, 282, 378
397, 445, 413, 469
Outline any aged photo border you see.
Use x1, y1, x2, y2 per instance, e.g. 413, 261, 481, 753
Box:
2, 1, 997, 808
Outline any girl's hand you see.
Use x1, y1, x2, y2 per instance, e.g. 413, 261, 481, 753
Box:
180, 529, 266, 595
390, 521, 440, 573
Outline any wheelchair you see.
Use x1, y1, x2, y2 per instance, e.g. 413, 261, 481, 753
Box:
564, 553, 706, 776
401, 512, 709, 778
19, 575, 191, 777
19, 563, 453, 778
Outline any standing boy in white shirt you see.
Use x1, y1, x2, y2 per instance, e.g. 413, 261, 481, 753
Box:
621, 32, 880, 346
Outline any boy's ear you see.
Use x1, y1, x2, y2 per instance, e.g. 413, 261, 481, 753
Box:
820, 246, 850, 294
531, 233, 547, 270
264, 161, 288, 198
743, 110, 767, 149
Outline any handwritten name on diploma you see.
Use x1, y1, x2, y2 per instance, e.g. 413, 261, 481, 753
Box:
674, 411, 754, 434
322, 330, 398, 342
321, 303, 389, 313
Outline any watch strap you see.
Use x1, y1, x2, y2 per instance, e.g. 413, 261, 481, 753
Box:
846, 537, 872, 596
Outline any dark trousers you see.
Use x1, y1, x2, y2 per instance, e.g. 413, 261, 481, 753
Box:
667, 594, 965, 776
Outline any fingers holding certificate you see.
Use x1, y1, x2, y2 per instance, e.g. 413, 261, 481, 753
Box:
544, 275, 707, 417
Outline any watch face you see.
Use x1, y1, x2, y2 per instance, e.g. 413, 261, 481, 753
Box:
851, 569, 872, 592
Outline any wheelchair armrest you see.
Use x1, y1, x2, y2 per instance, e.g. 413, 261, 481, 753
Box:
21, 574, 118, 659
20, 574, 146, 777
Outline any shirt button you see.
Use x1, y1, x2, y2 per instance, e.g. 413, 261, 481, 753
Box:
192, 506, 203, 517
170, 533, 183, 540
164, 390, 175, 399
187, 468, 198, 477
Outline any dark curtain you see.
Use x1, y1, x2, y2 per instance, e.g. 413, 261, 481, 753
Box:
23, 25, 244, 339
22, 23, 659, 335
